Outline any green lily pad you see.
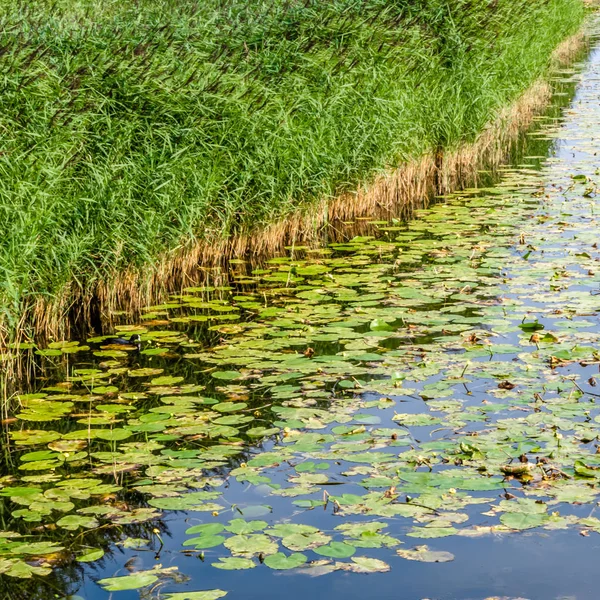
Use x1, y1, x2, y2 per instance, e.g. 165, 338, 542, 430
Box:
212, 371, 242, 381
223, 534, 278, 556
264, 552, 307, 570
77, 548, 105, 562
224, 519, 268, 534
213, 402, 247, 413
185, 523, 225, 536
98, 572, 159, 591
96, 429, 133, 442
500, 513, 549, 530
56, 515, 98, 530
212, 557, 256, 570
182, 535, 226, 549
314, 542, 356, 558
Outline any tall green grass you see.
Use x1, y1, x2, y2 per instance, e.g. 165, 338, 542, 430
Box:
0, 0, 585, 338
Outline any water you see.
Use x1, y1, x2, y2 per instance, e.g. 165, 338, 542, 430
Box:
3, 29, 600, 600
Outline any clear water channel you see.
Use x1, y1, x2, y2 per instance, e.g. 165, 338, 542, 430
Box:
3, 23, 600, 600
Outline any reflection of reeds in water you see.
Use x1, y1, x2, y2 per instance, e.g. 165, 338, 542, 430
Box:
0, 503, 169, 600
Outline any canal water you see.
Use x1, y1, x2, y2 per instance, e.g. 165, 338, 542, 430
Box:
3, 24, 600, 600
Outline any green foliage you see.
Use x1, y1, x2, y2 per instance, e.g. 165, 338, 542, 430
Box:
0, 0, 585, 334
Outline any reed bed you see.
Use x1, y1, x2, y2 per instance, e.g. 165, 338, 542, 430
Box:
0, 0, 586, 347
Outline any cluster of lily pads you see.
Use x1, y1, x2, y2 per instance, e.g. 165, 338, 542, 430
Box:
2, 58, 600, 598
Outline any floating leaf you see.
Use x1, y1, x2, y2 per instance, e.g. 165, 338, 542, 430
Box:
234, 505, 272, 518
212, 371, 242, 381
342, 557, 391, 572
499, 513, 549, 530
406, 527, 458, 539
164, 592, 227, 600
128, 368, 164, 377
214, 402, 247, 413
186, 523, 225, 536
182, 535, 225, 549
281, 532, 331, 551
96, 429, 133, 442
56, 515, 98, 530
98, 572, 159, 591
77, 548, 105, 562
314, 542, 356, 558
397, 545, 454, 563
118, 538, 150, 549
264, 552, 307, 570
212, 558, 255, 570
151, 376, 185, 386
224, 519, 267, 535
223, 534, 278, 556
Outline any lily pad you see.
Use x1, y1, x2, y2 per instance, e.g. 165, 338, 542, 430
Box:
98, 572, 159, 591
164, 592, 227, 600
223, 534, 278, 556
396, 545, 454, 562
264, 552, 307, 570
77, 548, 105, 562
314, 542, 356, 558
212, 557, 256, 570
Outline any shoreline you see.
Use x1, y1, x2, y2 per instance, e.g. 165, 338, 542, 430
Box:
0, 24, 591, 356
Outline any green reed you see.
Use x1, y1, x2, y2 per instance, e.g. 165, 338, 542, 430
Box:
0, 0, 585, 340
